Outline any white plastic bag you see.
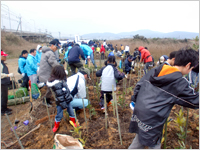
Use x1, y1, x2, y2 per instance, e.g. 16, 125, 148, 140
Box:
53, 134, 83, 149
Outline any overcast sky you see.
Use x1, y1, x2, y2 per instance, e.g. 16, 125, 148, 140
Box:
1, 1, 199, 38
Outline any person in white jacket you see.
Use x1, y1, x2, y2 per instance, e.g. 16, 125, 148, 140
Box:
124, 45, 130, 56
66, 67, 89, 111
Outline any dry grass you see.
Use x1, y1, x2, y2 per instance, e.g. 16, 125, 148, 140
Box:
1, 31, 44, 59
102, 38, 195, 61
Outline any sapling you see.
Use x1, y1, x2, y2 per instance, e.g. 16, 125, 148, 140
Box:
104, 93, 107, 130
112, 85, 115, 116
82, 98, 88, 134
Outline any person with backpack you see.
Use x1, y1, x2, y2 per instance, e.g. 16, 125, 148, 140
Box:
18, 50, 29, 89
46, 65, 75, 132
128, 47, 199, 149
67, 43, 85, 75
1, 50, 14, 116
96, 56, 125, 112
138, 46, 153, 74
25, 49, 38, 84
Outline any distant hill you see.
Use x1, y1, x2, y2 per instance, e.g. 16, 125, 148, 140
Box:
80, 30, 199, 40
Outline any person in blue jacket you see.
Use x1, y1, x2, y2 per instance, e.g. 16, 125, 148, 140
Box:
64, 42, 74, 62
18, 50, 29, 89
35, 45, 42, 64
68, 43, 85, 75
80, 44, 97, 69
124, 55, 136, 74
25, 49, 38, 84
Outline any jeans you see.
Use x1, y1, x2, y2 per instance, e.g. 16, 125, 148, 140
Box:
189, 70, 199, 88
70, 98, 89, 109
55, 102, 75, 122
86, 53, 97, 68
128, 134, 161, 149
144, 61, 153, 74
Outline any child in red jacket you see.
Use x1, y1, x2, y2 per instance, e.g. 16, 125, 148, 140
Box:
100, 44, 105, 60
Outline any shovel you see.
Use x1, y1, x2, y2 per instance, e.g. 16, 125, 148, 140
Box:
28, 80, 33, 113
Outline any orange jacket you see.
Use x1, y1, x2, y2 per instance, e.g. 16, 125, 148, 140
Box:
138, 46, 152, 63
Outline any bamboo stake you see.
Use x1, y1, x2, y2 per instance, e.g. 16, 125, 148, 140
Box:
5, 114, 24, 149
164, 120, 168, 149
114, 93, 122, 145
44, 97, 53, 132
104, 93, 107, 130
184, 108, 189, 144
82, 98, 88, 134
112, 85, 115, 116
11, 76, 18, 123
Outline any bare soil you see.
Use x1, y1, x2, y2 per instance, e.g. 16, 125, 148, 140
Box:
1, 58, 199, 149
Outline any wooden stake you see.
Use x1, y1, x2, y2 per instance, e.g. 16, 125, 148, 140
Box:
112, 85, 115, 116
5, 114, 24, 149
115, 93, 122, 145
104, 93, 107, 130
44, 97, 53, 132
82, 98, 88, 134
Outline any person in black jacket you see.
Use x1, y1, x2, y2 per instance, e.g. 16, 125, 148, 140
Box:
67, 44, 85, 75
47, 65, 75, 132
128, 47, 199, 149
1, 50, 14, 116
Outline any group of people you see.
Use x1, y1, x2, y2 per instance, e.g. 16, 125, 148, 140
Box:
1, 37, 199, 149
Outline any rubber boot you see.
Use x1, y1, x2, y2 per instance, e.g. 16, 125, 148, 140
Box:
70, 117, 77, 127
52, 121, 60, 132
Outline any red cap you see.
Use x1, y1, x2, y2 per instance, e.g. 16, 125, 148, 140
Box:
1, 51, 8, 57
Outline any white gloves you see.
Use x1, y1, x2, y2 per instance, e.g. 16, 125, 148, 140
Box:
65, 70, 68, 75
87, 56, 90, 59
125, 75, 127, 78
8, 73, 14, 77
37, 67, 40, 74
22, 73, 25, 77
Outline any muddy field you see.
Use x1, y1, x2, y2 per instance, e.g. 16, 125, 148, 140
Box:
1, 58, 199, 149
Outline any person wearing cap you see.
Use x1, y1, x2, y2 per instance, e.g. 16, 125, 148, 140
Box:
38, 39, 61, 107
18, 50, 29, 89
67, 43, 85, 75
138, 46, 153, 74
1, 50, 13, 116
25, 49, 38, 84
96, 56, 125, 112
156, 55, 169, 66
66, 67, 90, 112
53, 39, 61, 62
124, 55, 137, 74
80, 44, 97, 69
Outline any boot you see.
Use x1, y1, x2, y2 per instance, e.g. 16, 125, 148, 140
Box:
70, 117, 77, 127
52, 121, 60, 132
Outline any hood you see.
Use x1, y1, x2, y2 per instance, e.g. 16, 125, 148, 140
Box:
36, 45, 42, 51
138, 46, 144, 51
149, 64, 182, 87
42, 46, 53, 53
101, 44, 104, 48
19, 55, 26, 59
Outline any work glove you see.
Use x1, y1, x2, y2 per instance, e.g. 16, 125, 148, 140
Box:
125, 75, 127, 78
8, 73, 14, 77
22, 73, 25, 77
130, 101, 135, 111
65, 70, 68, 75
37, 67, 40, 74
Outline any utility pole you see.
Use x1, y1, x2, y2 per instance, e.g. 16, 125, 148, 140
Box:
1, 4, 11, 30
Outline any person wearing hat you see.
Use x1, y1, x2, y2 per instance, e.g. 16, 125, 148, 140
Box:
1, 50, 13, 116
53, 38, 61, 62
38, 39, 61, 107
66, 67, 90, 113
36, 45, 42, 64
156, 55, 169, 66
124, 55, 137, 74
67, 43, 85, 75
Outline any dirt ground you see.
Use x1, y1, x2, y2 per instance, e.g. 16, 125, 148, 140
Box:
1, 58, 199, 149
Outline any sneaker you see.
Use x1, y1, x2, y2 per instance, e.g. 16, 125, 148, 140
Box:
6, 108, 12, 111
1, 110, 12, 116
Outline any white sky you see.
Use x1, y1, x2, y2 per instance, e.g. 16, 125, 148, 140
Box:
1, 1, 199, 38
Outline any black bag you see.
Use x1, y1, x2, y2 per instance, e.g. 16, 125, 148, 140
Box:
18, 67, 22, 74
